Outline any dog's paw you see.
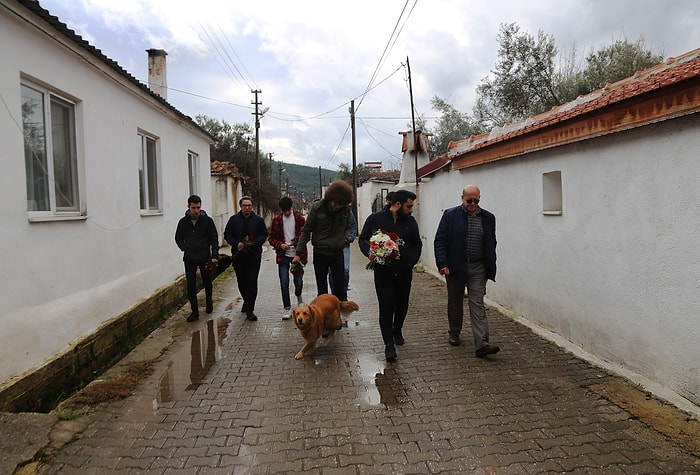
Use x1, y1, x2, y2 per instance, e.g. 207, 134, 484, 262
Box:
295, 351, 304, 359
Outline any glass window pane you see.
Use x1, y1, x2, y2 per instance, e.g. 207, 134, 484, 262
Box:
50, 98, 78, 210
138, 135, 146, 209
146, 136, 158, 209
188, 152, 199, 196
21, 85, 49, 211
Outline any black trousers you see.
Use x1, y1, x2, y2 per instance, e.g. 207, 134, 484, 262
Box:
185, 260, 212, 315
232, 252, 262, 312
373, 266, 413, 346
312, 249, 347, 301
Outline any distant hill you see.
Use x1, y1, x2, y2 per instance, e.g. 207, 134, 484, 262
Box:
276, 162, 338, 202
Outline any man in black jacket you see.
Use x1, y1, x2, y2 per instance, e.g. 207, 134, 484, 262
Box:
359, 189, 422, 362
225, 196, 268, 321
175, 195, 219, 322
434, 184, 499, 358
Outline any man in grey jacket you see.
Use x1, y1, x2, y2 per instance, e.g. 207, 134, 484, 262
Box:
293, 180, 354, 302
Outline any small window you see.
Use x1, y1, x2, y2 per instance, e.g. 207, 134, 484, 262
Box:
188, 151, 200, 196
21, 82, 80, 215
543, 170, 562, 215
138, 132, 161, 212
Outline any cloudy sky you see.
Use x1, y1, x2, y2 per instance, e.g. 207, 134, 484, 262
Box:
40, 0, 700, 171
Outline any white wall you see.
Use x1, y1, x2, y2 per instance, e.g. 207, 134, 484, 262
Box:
417, 115, 700, 407
0, 9, 211, 383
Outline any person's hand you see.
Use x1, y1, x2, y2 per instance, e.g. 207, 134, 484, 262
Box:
211, 258, 219, 263
369, 254, 376, 262
439, 267, 450, 276
237, 242, 244, 251
281, 243, 289, 251
292, 255, 301, 263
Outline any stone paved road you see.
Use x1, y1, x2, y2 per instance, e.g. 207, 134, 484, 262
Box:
44, 244, 699, 474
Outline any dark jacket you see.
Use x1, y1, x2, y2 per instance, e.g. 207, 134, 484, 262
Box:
358, 208, 422, 274
224, 211, 268, 257
175, 210, 219, 264
268, 211, 308, 265
295, 199, 352, 256
434, 205, 497, 281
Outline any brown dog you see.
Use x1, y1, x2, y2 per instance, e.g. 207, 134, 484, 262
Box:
292, 293, 359, 359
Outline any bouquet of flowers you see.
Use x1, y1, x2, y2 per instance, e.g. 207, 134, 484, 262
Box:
366, 229, 404, 270
290, 261, 305, 276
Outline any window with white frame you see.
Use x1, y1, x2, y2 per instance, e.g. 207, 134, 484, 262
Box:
188, 151, 200, 196
21, 82, 80, 214
138, 131, 161, 212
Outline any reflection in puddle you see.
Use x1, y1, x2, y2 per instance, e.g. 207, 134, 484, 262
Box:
356, 355, 405, 407
155, 316, 231, 408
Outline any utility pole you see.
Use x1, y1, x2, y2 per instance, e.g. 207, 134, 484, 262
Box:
318, 166, 322, 199
349, 100, 358, 220
268, 152, 274, 184
406, 57, 419, 219
252, 89, 262, 214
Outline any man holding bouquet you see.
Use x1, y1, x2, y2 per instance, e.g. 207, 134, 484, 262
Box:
359, 189, 422, 362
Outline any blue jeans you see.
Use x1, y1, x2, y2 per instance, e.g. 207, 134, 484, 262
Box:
278, 255, 303, 309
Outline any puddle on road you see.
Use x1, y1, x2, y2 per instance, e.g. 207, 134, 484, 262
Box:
154, 316, 231, 409
149, 314, 405, 411
355, 354, 405, 407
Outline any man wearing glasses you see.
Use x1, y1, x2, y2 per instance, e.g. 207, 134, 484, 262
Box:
225, 196, 268, 321
434, 184, 499, 358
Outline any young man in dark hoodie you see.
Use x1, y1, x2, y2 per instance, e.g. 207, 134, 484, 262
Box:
175, 195, 219, 322
359, 189, 422, 362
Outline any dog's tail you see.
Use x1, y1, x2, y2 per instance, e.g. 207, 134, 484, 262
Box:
340, 300, 359, 315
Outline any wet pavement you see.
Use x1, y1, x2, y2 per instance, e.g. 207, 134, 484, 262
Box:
27, 244, 700, 473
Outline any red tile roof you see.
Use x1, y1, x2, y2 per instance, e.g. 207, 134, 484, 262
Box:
448, 48, 700, 161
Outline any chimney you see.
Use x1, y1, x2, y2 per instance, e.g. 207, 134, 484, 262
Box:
146, 49, 168, 100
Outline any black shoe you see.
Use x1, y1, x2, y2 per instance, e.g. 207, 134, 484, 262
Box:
385, 345, 397, 362
205, 302, 213, 314
322, 329, 330, 338
394, 331, 405, 346
475, 344, 500, 358
448, 335, 461, 346
245, 311, 258, 321
187, 312, 200, 322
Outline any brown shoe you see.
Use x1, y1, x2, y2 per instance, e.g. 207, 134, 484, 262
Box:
448, 335, 460, 346
475, 344, 500, 358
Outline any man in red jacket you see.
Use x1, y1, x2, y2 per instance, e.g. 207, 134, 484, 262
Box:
268, 197, 307, 320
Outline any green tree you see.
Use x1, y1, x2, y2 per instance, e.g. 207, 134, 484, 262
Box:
472, 24, 664, 130
429, 96, 484, 156
582, 36, 663, 91
474, 23, 560, 129
337, 162, 372, 186
196, 115, 277, 211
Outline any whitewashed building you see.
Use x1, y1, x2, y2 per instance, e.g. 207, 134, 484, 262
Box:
0, 0, 213, 409
415, 49, 700, 414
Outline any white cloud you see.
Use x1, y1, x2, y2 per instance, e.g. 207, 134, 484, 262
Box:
42, 0, 700, 169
